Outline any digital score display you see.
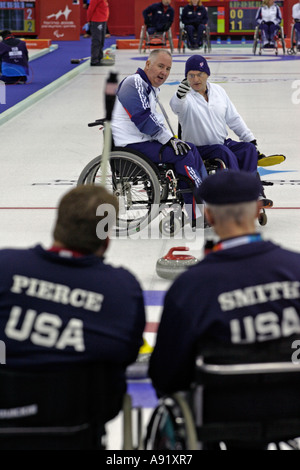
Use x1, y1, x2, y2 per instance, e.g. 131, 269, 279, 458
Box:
0, 1, 36, 35
229, 1, 283, 33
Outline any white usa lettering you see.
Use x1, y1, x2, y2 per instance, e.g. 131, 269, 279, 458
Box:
230, 307, 300, 344
5, 306, 85, 351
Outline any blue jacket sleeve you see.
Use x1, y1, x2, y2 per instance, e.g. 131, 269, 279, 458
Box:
117, 75, 169, 140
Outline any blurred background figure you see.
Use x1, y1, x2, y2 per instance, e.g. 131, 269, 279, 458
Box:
142, 0, 174, 36
292, 0, 300, 51
255, 0, 282, 48
87, 0, 109, 66
181, 0, 208, 50
0, 30, 29, 84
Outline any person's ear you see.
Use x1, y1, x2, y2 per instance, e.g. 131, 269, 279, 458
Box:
256, 200, 263, 219
204, 207, 214, 226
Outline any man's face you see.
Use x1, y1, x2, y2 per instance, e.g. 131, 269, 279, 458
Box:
144, 52, 172, 88
186, 70, 208, 94
162, 0, 171, 6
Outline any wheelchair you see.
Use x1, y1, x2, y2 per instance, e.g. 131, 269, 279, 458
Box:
287, 20, 300, 55
178, 23, 211, 53
0, 364, 135, 450
78, 118, 230, 237
253, 24, 286, 55
138, 24, 174, 54
77, 119, 270, 236
145, 336, 300, 450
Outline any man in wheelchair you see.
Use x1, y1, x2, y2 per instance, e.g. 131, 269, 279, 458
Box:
111, 49, 208, 227
255, 0, 282, 48
170, 55, 279, 208
181, 0, 208, 50
148, 170, 300, 449
142, 0, 174, 36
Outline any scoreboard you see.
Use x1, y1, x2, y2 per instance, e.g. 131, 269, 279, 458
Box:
0, 1, 36, 35
176, 0, 285, 36
229, 1, 283, 33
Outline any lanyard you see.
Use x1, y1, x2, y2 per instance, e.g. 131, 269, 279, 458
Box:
212, 234, 263, 252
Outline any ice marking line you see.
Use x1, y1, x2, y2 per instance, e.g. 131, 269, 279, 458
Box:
144, 322, 159, 333
0, 207, 56, 210
143, 290, 166, 306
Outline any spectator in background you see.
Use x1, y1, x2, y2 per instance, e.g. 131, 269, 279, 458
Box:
87, 0, 109, 66
255, 0, 282, 48
292, 0, 300, 51
181, 0, 208, 50
82, 0, 91, 37
143, 0, 174, 35
0, 30, 29, 84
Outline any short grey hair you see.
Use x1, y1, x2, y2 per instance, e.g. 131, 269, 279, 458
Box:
147, 49, 172, 62
206, 201, 257, 226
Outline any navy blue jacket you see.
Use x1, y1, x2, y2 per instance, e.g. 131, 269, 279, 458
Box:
181, 4, 208, 26
0, 36, 29, 79
149, 239, 300, 394
143, 2, 174, 31
0, 245, 145, 376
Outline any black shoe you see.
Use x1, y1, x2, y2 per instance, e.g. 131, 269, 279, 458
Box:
90, 62, 102, 66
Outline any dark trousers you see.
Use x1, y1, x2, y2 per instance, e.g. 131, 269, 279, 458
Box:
197, 139, 258, 173
260, 22, 280, 45
90, 21, 106, 64
185, 24, 206, 47
126, 141, 208, 220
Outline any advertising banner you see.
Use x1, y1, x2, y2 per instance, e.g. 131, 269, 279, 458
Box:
38, 0, 80, 41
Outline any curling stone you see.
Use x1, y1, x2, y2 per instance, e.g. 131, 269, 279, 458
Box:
156, 246, 198, 280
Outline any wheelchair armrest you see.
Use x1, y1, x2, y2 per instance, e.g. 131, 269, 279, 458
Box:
196, 356, 300, 375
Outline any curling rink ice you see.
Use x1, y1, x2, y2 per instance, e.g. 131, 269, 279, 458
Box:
1, 44, 300, 450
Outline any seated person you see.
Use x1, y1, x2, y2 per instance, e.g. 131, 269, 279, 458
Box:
170, 55, 274, 207
0, 184, 146, 443
143, 0, 174, 36
149, 170, 300, 450
292, 0, 300, 51
181, 0, 208, 50
255, 0, 282, 48
111, 49, 208, 227
149, 170, 300, 393
0, 30, 29, 84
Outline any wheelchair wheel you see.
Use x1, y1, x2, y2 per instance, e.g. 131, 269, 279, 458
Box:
178, 28, 185, 53
280, 33, 286, 55
167, 28, 174, 53
77, 150, 161, 236
253, 27, 259, 55
259, 208, 267, 226
204, 26, 211, 53
139, 25, 146, 53
144, 393, 198, 450
159, 211, 183, 237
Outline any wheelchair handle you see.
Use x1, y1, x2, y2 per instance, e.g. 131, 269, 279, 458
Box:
196, 357, 300, 375
88, 118, 106, 127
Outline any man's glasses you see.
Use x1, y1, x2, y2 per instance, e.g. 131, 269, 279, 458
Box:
187, 72, 205, 80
